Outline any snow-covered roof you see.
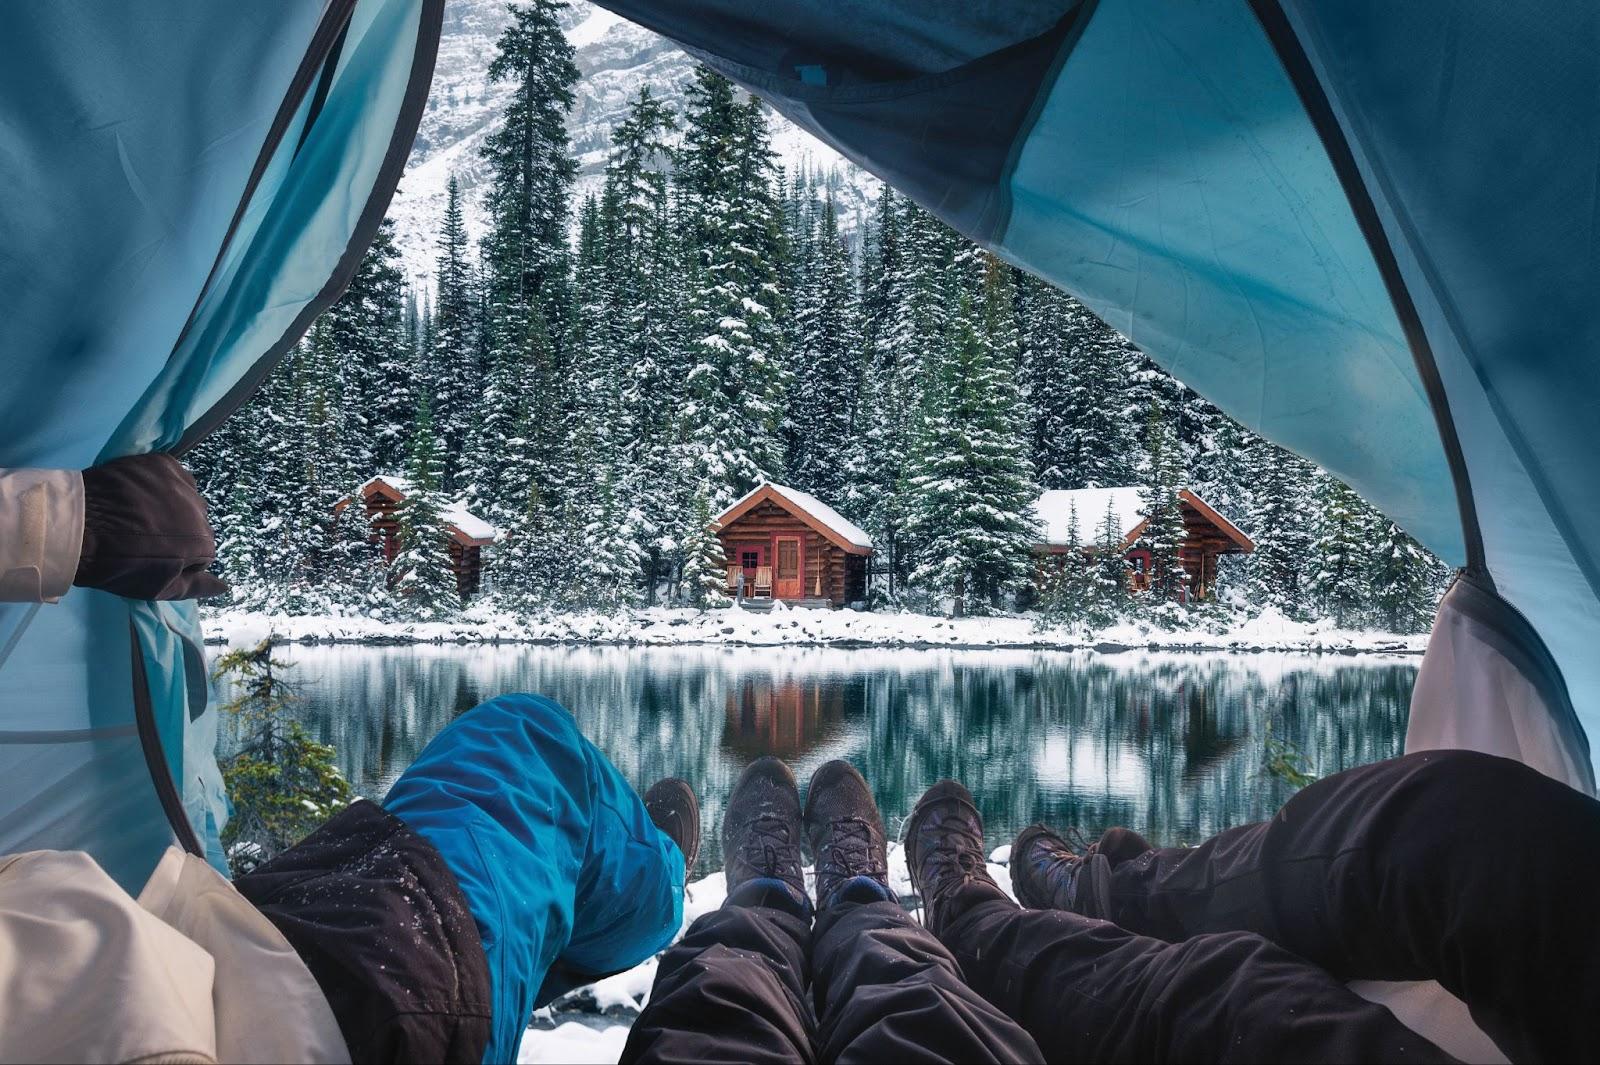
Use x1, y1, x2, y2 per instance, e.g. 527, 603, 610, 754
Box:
1031, 486, 1254, 553
362, 474, 498, 544
441, 502, 499, 543
717, 482, 873, 553
1033, 487, 1148, 546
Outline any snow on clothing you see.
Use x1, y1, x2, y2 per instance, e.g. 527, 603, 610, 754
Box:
0, 847, 347, 1064
383, 693, 687, 1064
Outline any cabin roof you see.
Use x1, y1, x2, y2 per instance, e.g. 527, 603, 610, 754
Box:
1031, 486, 1253, 553
715, 482, 873, 555
359, 474, 499, 546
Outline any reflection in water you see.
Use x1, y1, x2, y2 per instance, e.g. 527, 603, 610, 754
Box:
218, 646, 1415, 874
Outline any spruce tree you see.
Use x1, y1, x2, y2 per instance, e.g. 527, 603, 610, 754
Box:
677, 484, 729, 608
677, 67, 787, 505
1092, 495, 1131, 620
1015, 271, 1079, 488
1138, 401, 1188, 602
480, 0, 579, 329
1369, 518, 1444, 634
1244, 438, 1316, 616
1309, 475, 1369, 627
1062, 299, 1140, 488
391, 395, 459, 619
425, 176, 479, 488
784, 197, 860, 503
902, 253, 1037, 616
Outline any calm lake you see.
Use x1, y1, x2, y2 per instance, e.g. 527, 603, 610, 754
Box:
219, 645, 1416, 874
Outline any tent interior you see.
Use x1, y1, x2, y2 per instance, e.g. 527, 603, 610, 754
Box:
1, 3, 1592, 1061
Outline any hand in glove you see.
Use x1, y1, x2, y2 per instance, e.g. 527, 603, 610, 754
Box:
75, 453, 229, 601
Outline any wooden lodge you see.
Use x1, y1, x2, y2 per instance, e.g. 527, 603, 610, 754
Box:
344, 475, 499, 599
713, 483, 872, 608
1032, 486, 1253, 602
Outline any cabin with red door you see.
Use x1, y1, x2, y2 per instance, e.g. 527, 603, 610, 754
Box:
1031, 486, 1253, 602
339, 475, 499, 599
713, 482, 872, 608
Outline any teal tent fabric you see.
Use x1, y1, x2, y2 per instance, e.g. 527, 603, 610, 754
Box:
0, 0, 441, 889
594, 0, 1596, 785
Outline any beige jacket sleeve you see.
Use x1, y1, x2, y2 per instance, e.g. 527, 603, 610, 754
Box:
0, 849, 349, 1065
0, 468, 84, 602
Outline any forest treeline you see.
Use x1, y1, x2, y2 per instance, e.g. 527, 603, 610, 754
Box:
191, 0, 1447, 633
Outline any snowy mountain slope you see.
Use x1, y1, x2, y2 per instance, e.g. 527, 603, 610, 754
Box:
390, 0, 880, 288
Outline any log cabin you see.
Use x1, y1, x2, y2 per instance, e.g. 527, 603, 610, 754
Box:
714, 482, 872, 608
341, 475, 499, 599
1032, 486, 1253, 602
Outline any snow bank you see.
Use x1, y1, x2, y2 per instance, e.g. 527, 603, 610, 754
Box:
203, 602, 1427, 656
519, 844, 1015, 1063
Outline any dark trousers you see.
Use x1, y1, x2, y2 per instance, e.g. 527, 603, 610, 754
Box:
945, 749, 1599, 1064
621, 882, 1045, 1063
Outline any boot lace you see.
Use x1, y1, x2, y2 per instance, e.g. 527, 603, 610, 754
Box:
739, 814, 803, 877
820, 818, 886, 881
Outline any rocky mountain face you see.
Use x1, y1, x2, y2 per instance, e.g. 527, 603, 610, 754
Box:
390, 0, 877, 287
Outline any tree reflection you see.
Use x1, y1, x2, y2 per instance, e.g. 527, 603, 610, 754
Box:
218, 646, 1415, 874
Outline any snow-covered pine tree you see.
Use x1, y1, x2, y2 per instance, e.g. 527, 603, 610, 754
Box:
1062, 299, 1140, 488
391, 395, 459, 619
676, 66, 787, 506
480, 0, 578, 333
310, 217, 410, 484
902, 252, 1037, 616
1308, 475, 1369, 627
425, 176, 479, 490
784, 197, 860, 503
1244, 438, 1316, 617
677, 484, 729, 608
1037, 503, 1095, 626
604, 87, 684, 601
1369, 517, 1444, 634
1015, 270, 1079, 488
1092, 495, 1131, 619
1137, 401, 1188, 602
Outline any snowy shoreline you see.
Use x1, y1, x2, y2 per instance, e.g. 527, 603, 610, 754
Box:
203, 604, 1427, 657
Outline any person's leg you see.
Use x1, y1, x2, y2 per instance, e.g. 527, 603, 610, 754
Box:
1028, 750, 1600, 1063
382, 694, 686, 1063
811, 897, 1045, 1064
943, 895, 1456, 1064
627, 756, 818, 1063
909, 780, 1455, 1065
803, 760, 1044, 1064
622, 882, 817, 1064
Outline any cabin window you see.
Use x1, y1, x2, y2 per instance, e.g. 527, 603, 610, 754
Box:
777, 539, 800, 580
741, 550, 760, 571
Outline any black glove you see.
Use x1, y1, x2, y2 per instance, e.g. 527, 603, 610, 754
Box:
75, 453, 229, 601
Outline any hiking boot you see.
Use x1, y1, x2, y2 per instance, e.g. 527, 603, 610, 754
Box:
722, 757, 808, 912
803, 760, 892, 909
905, 780, 1009, 936
643, 777, 701, 876
1010, 824, 1151, 918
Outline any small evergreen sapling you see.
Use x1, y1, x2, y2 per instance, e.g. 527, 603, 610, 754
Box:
214, 639, 351, 874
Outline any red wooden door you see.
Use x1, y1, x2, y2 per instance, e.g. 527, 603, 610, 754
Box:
773, 536, 804, 599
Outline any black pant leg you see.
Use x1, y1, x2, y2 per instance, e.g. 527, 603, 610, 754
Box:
620, 904, 816, 1064
810, 900, 1043, 1064
942, 895, 1455, 1064
1097, 749, 1600, 1063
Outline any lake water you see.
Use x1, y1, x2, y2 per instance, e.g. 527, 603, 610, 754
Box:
219, 645, 1416, 874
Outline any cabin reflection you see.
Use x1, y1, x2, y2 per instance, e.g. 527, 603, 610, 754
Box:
723, 676, 846, 758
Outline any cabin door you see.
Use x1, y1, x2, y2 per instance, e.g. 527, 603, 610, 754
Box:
773, 536, 804, 599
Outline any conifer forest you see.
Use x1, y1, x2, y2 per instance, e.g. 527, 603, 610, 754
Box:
190, 0, 1448, 634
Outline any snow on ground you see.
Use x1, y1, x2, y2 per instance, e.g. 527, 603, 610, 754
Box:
203, 602, 1427, 655
518, 844, 1014, 1063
